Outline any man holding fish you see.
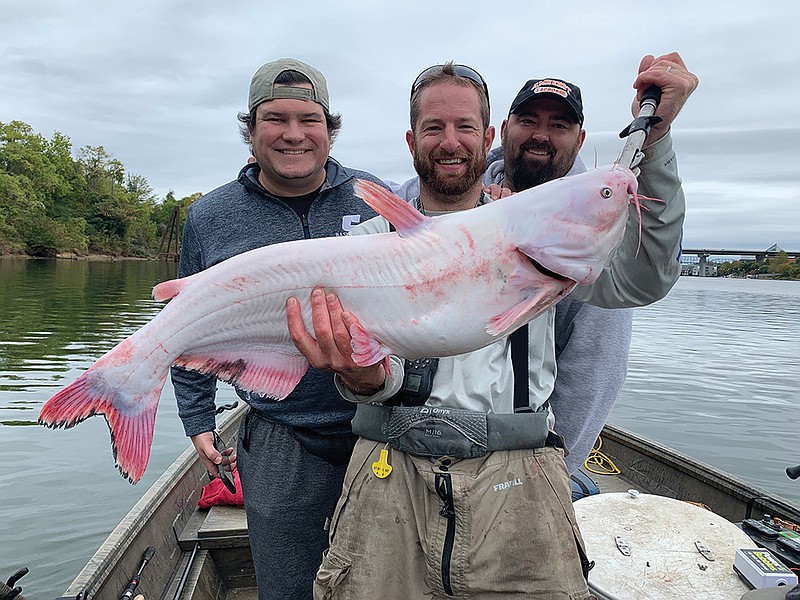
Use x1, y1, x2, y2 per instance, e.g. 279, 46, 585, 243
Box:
494, 52, 698, 476
485, 75, 637, 479
170, 59, 388, 600
385, 53, 698, 478
289, 56, 697, 598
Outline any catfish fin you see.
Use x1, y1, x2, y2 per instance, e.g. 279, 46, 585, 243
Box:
348, 320, 391, 367
39, 364, 164, 484
174, 348, 309, 400
354, 179, 429, 237
487, 288, 557, 337
152, 277, 189, 302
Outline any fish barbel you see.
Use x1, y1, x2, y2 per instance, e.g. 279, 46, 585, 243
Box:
40, 164, 639, 482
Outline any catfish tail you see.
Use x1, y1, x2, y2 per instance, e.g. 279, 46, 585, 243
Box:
38, 339, 168, 483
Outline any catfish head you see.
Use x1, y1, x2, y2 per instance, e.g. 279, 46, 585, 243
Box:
507, 164, 637, 286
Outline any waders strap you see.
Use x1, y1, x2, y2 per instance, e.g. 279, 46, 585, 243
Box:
352, 403, 556, 459
510, 324, 529, 412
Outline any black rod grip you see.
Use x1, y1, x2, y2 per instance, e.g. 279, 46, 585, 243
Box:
641, 85, 662, 107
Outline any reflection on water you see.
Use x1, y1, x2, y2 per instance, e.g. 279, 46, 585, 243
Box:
0, 258, 239, 599
0, 260, 798, 598
612, 277, 800, 503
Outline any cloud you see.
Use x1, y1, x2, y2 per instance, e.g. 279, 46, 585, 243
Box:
1, 0, 798, 250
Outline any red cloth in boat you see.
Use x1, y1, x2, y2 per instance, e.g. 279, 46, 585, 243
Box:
198, 467, 244, 508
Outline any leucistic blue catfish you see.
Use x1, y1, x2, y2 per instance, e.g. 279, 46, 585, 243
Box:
40, 165, 640, 482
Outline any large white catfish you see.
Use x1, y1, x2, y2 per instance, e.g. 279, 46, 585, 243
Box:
40, 165, 639, 482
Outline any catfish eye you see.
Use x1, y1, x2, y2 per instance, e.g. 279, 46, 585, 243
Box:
600, 187, 613, 199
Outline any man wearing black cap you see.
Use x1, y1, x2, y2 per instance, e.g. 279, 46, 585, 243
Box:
489, 76, 628, 482
486, 52, 697, 478
171, 58, 387, 599
500, 77, 587, 188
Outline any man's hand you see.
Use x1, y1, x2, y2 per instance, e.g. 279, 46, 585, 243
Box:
191, 431, 237, 476
632, 52, 699, 145
287, 288, 386, 395
483, 183, 513, 200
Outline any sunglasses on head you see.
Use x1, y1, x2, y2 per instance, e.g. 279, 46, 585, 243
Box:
410, 64, 490, 110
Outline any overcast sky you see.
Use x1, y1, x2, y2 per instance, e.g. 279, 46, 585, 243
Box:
2, 1, 798, 251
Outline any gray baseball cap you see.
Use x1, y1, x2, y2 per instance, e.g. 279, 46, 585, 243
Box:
248, 58, 330, 112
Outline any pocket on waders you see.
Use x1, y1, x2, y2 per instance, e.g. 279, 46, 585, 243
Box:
326, 439, 381, 543
534, 448, 595, 584
314, 548, 352, 599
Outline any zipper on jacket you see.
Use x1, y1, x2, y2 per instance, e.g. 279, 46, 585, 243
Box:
300, 212, 311, 239
435, 472, 455, 596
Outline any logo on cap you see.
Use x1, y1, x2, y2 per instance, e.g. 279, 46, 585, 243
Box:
509, 77, 584, 123
531, 79, 572, 99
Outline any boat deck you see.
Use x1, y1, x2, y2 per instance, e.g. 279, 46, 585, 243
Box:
158, 426, 800, 600
174, 505, 256, 599
590, 469, 636, 494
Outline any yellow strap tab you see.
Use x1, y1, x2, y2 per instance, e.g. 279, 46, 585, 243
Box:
372, 447, 392, 479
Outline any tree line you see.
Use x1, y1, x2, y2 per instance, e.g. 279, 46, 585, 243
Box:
0, 120, 200, 257
716, 253, 800, 280
4, 119, 798, 278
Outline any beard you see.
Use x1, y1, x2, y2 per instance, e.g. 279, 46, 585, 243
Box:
505, 137, 581, 192
413, 147, 487, 202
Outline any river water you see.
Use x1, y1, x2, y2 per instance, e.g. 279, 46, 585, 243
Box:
0, 258, 798, 599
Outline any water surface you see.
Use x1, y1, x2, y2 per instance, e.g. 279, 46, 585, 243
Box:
0, 259, 797, 598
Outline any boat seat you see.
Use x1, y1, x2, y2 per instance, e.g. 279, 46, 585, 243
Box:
199, 506, 248, 537
179, 505, 250, 550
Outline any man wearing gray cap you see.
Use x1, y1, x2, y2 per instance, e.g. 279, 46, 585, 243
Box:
171, 58, 387, 599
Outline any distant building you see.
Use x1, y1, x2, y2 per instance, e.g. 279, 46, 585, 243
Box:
680, 262, 717, 276
680, 254, 720, 276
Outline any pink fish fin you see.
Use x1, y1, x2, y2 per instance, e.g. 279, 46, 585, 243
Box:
487, 288, 553, 337
39, 367, 162, 484
347, 320, 391, 367
353, 179, 429, 237
174, 349, 309, 400
152, 277, 189, 302
382, 355, 395, 383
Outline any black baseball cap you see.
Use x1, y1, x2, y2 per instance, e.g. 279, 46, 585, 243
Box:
508, 78, 583, 124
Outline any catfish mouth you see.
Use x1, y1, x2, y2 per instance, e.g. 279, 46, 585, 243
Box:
528, 256, 574, 283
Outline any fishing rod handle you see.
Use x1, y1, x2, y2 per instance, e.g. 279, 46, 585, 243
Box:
5, 568, 28, 588
615, 85, 663, 170
119, 547, 156, 600
787, 464, 800, 480
639, 85, 662, 111
119, 577, 140, 600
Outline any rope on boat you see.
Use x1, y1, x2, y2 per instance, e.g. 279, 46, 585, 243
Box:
583, 436, 621, 476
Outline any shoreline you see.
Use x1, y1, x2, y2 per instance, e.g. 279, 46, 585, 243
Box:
1, 252, 154, 262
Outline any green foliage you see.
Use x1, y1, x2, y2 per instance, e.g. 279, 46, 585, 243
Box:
717, 255, 799, 280
0, 120, 202, 257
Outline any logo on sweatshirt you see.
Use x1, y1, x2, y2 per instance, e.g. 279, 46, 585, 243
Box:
341, 214, 362, 233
